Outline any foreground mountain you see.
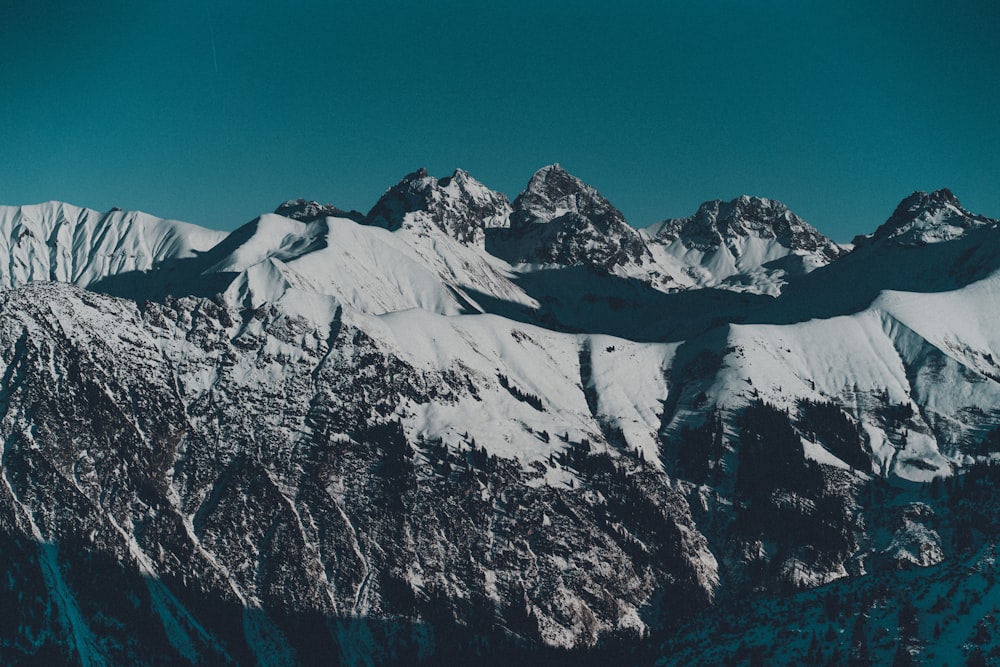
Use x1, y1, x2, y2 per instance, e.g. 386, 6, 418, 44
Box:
659, 463, 1000, 666
0, 173, 999, 665
0, 282, 716, 664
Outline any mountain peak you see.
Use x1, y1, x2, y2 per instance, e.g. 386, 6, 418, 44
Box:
886, 188, 964, 224
365, 168, 511, 245
512, 164, 624, 229
861, 189, 994, 246
529, 162, 571, 183
492, 165, 649, 270
652, 195, 842, 259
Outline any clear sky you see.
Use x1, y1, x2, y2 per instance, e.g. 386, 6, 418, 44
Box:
1, 1, 997, 241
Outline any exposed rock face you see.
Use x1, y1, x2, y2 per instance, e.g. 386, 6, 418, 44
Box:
858, 188, 995, 246
366, 168, 512, 245
274, 198, 365, 223
510, 164, 625, 230
0, 175, 998, 665
0, 282, 716, 664
493, 164, 650, 270
652, 195, 843, 260
637, 195, 845, 295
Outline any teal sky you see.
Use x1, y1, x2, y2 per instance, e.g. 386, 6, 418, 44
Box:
1, 1, 997, 241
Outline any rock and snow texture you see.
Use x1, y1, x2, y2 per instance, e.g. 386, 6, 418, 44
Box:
1, 173, 1000, 663
366, 168, 513, 245
643, 195, 846, 294
273, 198, 365, 224
860, 187, 995, 247
0, 282, 715, 664
489, 164, 652, 272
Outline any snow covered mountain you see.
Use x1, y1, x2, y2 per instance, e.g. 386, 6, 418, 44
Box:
858, 187, 995, 247
643, 195, 847, 295
488, 164, 652, 273
1, 174, 1000, 665
0, 201, 227, 290
366, 168, 512, 245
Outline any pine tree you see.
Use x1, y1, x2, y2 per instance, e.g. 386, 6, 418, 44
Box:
967, 647, 988, 667
848, 613, 872, 667
892, 644, 915, 667
898, 596, 919, 640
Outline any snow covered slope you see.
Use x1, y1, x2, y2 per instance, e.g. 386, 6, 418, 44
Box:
771, 189, 1000, 321
202, 213, 536, 315
3, 174, 1000, 663
0, 202, 227, 289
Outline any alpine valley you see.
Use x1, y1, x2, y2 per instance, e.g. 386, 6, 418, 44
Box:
2, 165, 1000, 666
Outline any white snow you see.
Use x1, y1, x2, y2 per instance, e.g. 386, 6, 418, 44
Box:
0, 202, 226, 289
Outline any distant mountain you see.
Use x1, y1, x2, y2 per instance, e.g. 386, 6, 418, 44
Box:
772, 189, 1000, 321
366, 167, 512, 245
643, 195, 846, 295
1, 172, 999, 665
488, 164, 651, 272
0, 201, 226, 289
858, 187, 995, 247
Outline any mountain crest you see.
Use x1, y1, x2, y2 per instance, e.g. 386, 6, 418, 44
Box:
495, 165, 650, 270
862, 188, 994, 246
274, 198, 365, 223
511, 164, 624, 229
366, 167, 512, 245
652, 195, 843, 259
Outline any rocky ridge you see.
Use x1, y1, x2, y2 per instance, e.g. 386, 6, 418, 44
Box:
490, 164, 651, 271
650, 194, 842, 258
0, 171, 999, 665
365, 168, 512, 246
858, 187, 996, 247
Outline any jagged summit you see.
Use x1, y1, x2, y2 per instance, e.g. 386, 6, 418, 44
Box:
491, 164, 650, 271
365, 167, 511, 245
274, 198, 365, 223
859, 188, 995, 246
650, 195, 843, 259
511, 163, 627, 230
639, 195, 845, 295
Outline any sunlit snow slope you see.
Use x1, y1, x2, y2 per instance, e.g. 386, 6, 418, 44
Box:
3, 168, 1000, 663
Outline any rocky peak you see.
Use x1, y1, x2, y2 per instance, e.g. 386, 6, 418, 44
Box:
860, 189, 995, 247
365, 168, 512, 245
274, 198, 365, 224
653, 195, 843, 259
492, 165, 649, 271
511, 163, 626, 230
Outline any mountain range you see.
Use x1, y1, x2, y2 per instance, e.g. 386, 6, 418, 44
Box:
1, 165, 999, 665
